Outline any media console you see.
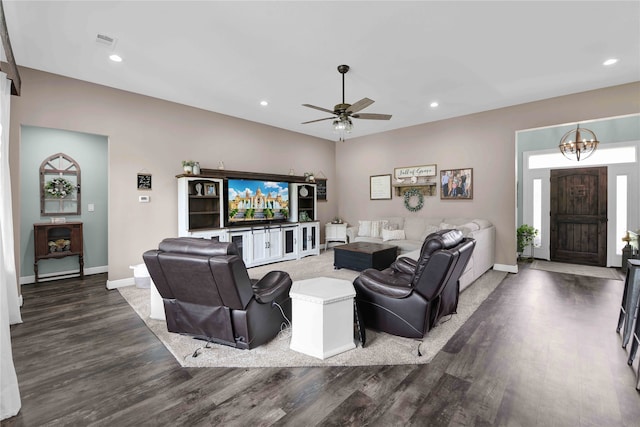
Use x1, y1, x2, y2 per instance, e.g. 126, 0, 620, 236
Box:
177, 170, 320, 268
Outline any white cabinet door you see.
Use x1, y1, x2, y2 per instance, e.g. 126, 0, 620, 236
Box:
282, 225, 299, 260
229, 230, 252, 265
252, 229, 269, 265
299, 222, 320, 258
252, 227, 284, 265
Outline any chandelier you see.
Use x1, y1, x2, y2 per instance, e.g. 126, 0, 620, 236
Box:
558, 124, 599, 161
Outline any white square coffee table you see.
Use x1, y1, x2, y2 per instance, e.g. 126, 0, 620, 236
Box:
289, 277, 356, 359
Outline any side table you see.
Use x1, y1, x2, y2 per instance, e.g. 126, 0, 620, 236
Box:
289, 277, 356, 359
33, 222, 84, 283
325, 222, 348, 251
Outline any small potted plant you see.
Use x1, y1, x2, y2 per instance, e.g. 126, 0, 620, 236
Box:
182, 160, 196, 174
517, 224, 538, 261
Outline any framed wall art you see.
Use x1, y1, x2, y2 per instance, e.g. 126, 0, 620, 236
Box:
370, 174, 392, 200
440, 168, 472, 199
137, 173, 152, 190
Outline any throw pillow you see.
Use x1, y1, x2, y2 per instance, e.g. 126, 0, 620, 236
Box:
370, 220, 388, 238
382, 228, 405, 242
383, 222, 400, 231
358, 220, 372, 237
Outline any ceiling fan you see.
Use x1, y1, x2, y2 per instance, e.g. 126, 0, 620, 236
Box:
301, 65, 392, 138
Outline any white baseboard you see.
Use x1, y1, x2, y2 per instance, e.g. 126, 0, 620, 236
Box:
20, 265, 108, 285
494, 263, 518, 274
106, 277, 135, 290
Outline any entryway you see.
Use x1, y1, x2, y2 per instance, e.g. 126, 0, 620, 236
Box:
550, 167, 607, 266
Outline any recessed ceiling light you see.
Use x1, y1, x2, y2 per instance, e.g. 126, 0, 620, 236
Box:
109, 54, 123, 62
603, 58, 618, 66
430, 101, 439, 108
260, 100, 269, 106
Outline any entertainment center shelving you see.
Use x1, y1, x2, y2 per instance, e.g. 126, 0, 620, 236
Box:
177, 170, 320, 267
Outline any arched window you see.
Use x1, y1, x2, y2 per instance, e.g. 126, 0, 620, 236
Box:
40, 152, 81, 216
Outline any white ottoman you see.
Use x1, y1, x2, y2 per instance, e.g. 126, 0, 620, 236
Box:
289, 277, 356, 359
149, 279, 166, 321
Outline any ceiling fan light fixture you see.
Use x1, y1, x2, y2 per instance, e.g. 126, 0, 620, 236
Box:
333, 117, 352, 133
559, 124, 599, 161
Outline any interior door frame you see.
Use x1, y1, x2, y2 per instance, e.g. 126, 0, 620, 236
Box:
522, 141, 639, 267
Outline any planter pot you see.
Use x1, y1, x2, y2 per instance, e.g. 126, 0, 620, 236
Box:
183, 165, 193, 174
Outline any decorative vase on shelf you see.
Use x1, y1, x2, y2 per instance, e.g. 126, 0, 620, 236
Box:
182, 160, 195, 174
192, 162, 201, 175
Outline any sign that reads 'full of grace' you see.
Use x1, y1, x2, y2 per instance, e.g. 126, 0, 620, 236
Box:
394, 164, 437, 179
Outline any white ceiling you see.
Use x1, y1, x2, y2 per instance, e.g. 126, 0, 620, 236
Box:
3, 1, 639, 141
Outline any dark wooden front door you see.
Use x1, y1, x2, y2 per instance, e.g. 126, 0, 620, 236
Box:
550, 167, 607, 266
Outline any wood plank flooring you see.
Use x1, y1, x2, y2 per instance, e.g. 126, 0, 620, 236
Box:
3, 265, 639, 426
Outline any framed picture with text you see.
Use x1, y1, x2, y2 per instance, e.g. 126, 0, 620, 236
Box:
370, 174, 392, 200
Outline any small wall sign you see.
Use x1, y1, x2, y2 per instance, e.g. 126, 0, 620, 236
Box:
137, 173, 152, 190
394, 164, 437, 179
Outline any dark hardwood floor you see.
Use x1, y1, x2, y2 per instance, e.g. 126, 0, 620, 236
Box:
3, 265, 639, 426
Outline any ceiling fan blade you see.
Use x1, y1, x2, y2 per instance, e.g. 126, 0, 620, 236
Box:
301, 117, 336, 124
346, 97, 374, 114
302, 104, 336, 115
351, 113, 392, 120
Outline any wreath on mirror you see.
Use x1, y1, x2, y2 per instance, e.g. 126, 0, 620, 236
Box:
403, 188, 424, 212
44, 177, 74, 199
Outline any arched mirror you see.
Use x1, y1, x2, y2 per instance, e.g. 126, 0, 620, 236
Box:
40, 152, 81, 216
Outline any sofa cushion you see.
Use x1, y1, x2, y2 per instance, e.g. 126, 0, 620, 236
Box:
393, 239, 423, 253
472, 218, 492, 229
404, 217, 428, 241
440, 221, 481, 237
420, 224, 440, 240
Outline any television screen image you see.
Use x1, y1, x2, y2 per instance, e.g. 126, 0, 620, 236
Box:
227, 179, 289, 224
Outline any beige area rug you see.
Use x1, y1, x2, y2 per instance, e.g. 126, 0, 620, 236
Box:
530, 260, 623, 281
119, 250, 507, 367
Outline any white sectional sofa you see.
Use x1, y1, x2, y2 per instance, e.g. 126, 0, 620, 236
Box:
346, 217, 495, 291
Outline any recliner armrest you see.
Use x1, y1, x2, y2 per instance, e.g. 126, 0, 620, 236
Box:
252, 270, 292, 304
390, 257, 417, 275
355, 269, 413, 299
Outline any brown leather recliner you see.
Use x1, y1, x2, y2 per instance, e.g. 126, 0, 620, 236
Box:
353, 230, 475, 339
143, 238, 292, 349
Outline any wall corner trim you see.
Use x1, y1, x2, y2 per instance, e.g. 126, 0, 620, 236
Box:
493, 263, 518, 274
106, 277, 135, 290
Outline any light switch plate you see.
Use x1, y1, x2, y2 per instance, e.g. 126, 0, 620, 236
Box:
139, 195, 150, 203
88, 203, 95, 212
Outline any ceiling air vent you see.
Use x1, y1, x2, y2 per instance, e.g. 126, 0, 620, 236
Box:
95, 33, 116, 46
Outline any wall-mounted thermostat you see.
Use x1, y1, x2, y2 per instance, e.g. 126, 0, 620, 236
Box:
139, 195, 150, 203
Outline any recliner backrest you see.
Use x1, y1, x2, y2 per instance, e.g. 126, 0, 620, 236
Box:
143, 239, 254, 310
412, 248, 458, 301
412, 229, 464, 285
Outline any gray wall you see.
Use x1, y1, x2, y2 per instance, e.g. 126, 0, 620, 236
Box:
335, 83, 640, 269
19, 126, 108, 279
8, 66, 640, 283
10, 67, 338, 284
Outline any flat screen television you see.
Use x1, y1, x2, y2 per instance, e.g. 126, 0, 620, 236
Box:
226, 178, 289, 226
